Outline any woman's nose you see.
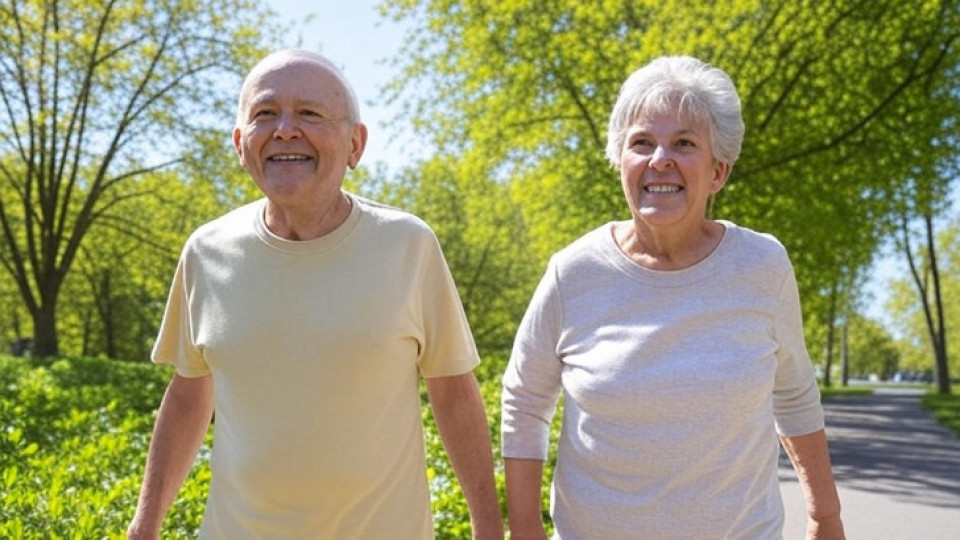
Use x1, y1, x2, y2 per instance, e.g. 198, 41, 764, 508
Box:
649, 145, 673, 169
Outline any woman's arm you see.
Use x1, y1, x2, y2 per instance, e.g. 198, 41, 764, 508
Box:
780, 429, 846, 540
504, 457, 548, 540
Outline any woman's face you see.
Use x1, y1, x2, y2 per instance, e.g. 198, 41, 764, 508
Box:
618, 109, 730, 232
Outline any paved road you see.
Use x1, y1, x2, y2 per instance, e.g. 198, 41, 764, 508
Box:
780, 388, 960, 539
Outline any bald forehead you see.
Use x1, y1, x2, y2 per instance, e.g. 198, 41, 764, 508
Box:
236, 51, 358, 125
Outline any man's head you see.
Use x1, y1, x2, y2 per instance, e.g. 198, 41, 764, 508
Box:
233, 50, 367, 217
235, 50, 361, 128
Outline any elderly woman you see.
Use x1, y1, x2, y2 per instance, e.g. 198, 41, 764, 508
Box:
501, 56, 845, 540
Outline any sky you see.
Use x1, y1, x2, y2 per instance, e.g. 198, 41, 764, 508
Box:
264, 0, 415, 171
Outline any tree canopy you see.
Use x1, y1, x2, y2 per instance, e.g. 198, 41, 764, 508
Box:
0, 0, 278, 356
382, 0, 960, 363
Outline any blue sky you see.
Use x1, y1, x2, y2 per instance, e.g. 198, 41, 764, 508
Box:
265, 0, 414, 171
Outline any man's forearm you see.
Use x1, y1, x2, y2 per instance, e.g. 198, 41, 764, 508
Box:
426, 373, 503, 539
129, 374, 214, 539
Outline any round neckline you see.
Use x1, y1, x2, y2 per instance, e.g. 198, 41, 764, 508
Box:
600, 220, 736, 286
252, 193, 362, 254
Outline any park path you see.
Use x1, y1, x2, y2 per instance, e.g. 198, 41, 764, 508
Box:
779, 388, 960, 539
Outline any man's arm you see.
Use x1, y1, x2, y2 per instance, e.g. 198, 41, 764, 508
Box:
503, 457, 548, 540
128, 373, 214, 540
780, 429, 845, 540
425, 372, 504, 540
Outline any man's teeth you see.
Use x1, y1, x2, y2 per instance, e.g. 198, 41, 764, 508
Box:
270, 154, 310, 161
646, 184, 681, 193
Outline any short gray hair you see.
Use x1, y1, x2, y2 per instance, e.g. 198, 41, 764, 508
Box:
605, 56, 744, 169
236, 49, 361, 127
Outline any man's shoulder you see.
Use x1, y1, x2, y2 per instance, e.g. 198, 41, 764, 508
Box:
352, 194, 435, 237
185, 199, 262, 249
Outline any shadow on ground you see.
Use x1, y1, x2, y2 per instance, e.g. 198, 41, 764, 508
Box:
780, 389, 960, 509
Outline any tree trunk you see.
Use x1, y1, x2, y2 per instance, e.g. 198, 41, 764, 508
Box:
31, 302, 59, 358
902, 213, 951, 395
823, 281, 838, 387
923, 215, 951, 395
842, 324, 850, 386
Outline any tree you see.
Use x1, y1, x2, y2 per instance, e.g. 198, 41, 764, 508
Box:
382, 0, 960, 362
890, 213, 959, 392
836, 314, 901, 382
0, 0, 280, 357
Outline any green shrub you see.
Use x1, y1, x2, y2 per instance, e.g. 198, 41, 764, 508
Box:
0, 356, 209, 539
2, 355, 513, 538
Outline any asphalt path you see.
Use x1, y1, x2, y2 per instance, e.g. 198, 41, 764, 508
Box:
779, 388, 960, 539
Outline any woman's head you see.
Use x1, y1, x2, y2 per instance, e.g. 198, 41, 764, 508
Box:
605, 56, 744, 169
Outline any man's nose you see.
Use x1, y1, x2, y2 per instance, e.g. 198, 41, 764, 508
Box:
273, 112, 301, 139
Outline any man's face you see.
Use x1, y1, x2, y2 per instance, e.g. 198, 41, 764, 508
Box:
233, 57, 366, 213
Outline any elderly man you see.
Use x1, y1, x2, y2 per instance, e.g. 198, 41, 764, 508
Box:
128, 49, 503, 540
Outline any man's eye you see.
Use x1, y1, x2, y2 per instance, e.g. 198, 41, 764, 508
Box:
253, 110, 276, 118
677, 139, 695, 147
301, 110, 327, 121
631, 138, 653, 147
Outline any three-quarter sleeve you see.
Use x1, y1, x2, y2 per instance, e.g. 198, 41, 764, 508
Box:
501, 259, 565, 460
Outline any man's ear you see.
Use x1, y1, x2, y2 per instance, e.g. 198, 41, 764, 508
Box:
232, 128, 243, 159
347, 123, 368, 170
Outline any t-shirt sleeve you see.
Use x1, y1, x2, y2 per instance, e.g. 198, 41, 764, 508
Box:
416, 231, 480, 378
501, 259, 564, 461
151, 252, 211, 378
771, 259, 824, 437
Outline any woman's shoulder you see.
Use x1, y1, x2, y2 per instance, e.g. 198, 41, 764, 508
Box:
720, 220, 786, 251
552, 223, 613, 262
718, 220, 792, 271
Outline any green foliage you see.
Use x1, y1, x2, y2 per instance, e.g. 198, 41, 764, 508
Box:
382, 0, 960, 372
922, 391, 960, 438
1, 355, 515, 537
0, 0, 283, 357
422, 360, 558, 538
818, 385, 873, 399
0, 356, 210, 538
886, 216, 959, 381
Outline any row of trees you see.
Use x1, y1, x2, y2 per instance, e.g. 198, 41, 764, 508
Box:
376, 0, 960, 391
1, 0, 957, 391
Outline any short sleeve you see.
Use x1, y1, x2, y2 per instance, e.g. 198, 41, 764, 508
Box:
416, 231, 480, 378
151, 253, 210, 378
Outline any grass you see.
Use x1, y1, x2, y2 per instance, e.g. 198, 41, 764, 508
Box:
819, 382, 960, 439
819, 385, 874, 399
921, 388, 960, 438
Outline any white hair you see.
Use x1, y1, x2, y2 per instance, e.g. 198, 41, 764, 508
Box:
605, 56, 744, 169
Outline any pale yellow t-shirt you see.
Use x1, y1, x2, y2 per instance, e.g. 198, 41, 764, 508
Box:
152, 194, 479, 539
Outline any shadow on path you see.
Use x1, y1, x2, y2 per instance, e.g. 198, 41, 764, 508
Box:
782, 388, 960, 509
